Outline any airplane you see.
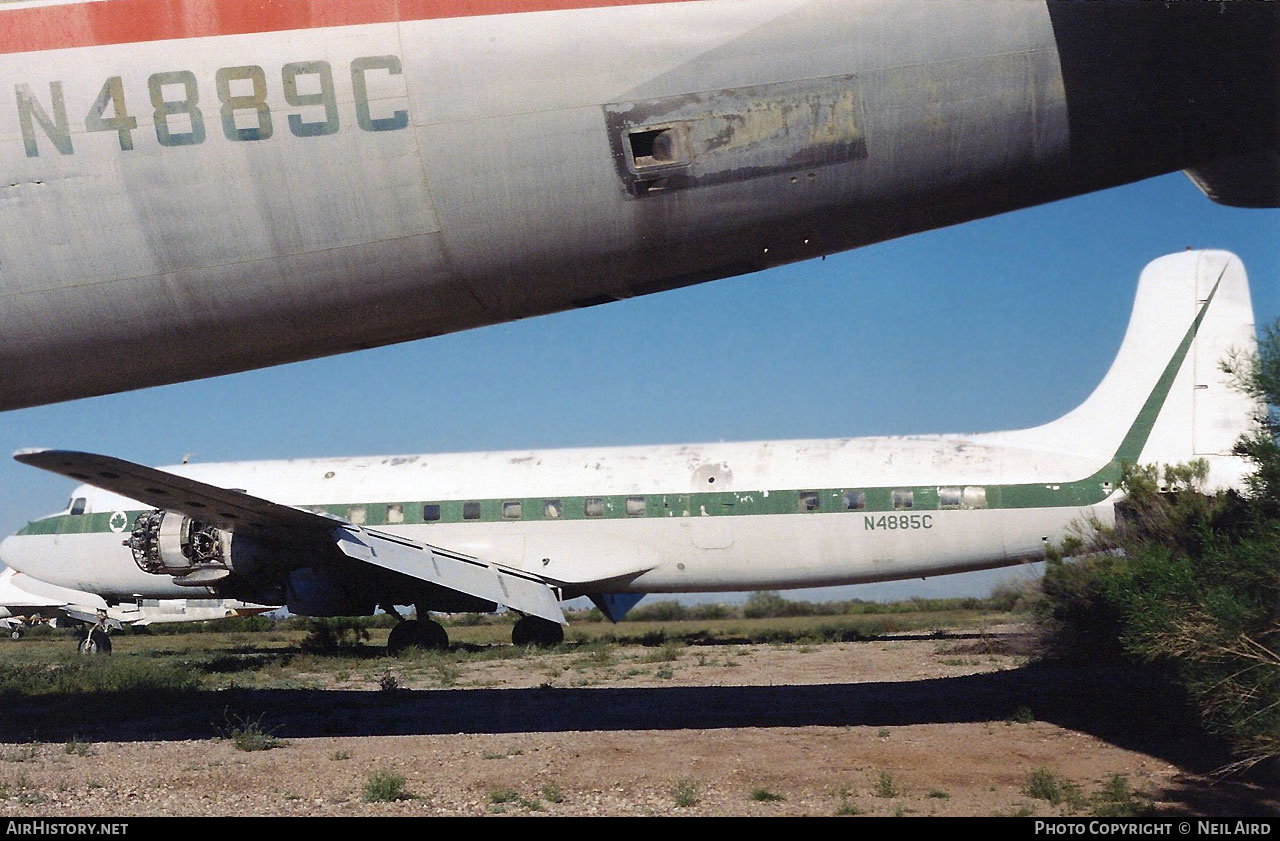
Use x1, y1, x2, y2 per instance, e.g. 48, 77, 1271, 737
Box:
0, 0, 1275, 411
0, 249, 1259, 651
0, 566, 275, 651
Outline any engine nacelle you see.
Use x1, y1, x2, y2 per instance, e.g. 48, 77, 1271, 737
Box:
126, 510, 231, 579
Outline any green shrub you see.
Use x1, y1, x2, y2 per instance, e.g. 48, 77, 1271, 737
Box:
1091, 774, 1144, 817
300, 618, 371, 652
1025, 768, 1063, 804
672, 778, 698, 807
872, 771, 897, 798
625, 600, 688, 622
218, 712, 284, 751
363, 770, 408, 802
689, 603, 731, 620
1036, 318, 1280, 773
0, 659, 199, 696
488, 788, 519, 804
541, 782, 565, 804
62, 738, 92, 756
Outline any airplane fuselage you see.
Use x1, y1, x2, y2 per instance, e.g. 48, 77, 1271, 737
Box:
1, 0, 1273, 409
2, 432, 1117, 603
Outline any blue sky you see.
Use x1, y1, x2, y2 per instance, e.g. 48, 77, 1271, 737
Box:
0, 171, 1275, 602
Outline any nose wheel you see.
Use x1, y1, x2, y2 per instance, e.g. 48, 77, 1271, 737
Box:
512, 616, 564, 647
77, 628, 112, 655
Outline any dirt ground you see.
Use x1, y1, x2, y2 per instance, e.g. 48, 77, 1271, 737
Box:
1, 630, 1276, 817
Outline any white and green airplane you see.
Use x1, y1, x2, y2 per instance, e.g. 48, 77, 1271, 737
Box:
0, 250, 1259, 651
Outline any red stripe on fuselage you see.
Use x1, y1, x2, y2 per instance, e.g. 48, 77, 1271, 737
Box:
0, 0, 702, 55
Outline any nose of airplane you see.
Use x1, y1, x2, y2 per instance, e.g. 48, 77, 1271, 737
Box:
0, 533, 36, 578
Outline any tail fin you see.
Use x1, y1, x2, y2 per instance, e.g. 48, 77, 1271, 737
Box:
1007, 250, 1259, 491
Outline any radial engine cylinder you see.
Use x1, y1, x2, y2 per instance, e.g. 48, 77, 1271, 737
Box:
126, 510, 230, 578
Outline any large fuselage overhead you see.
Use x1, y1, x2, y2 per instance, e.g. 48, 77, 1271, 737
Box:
0, 0, 1274, 409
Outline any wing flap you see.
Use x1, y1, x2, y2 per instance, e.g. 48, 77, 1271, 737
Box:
336, 527, 564, 624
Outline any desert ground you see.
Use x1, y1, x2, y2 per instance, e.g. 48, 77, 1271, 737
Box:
0, 618, 1275, 817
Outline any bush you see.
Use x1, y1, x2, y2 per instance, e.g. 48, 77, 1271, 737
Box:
363, 770, 408, 802
1039, 469, 1280, 771
299, 617, 371, 653
625, 600, 688, 622
688, 603, 731, 620
672, 778, 699, 808
1037, 318, 1280, 773
0, 659, 199, 696
1025, 768, 1063, 804
744, 591, 811, 618
218, 712, 284, 751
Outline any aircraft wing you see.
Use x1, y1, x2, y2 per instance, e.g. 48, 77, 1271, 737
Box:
0, 568, 67, 610
14, 450, 565, 624
15, 449, 323, 535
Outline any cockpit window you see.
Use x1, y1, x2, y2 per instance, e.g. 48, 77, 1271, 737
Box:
69, 497, 87, 516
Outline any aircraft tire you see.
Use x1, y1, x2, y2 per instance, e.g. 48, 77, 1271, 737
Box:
386, 619, 449, 654
77, 629, 112, 655
511, 616, 564, 647
9, 629, 21, 640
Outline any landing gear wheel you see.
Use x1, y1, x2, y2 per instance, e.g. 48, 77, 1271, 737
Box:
386, 619, 449, 654
9, 629, 22, 640
512, 616, 564, 647
77, 628, 112, 655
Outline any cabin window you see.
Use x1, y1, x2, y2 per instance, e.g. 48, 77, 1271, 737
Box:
347, 505, 367, 525
892, 489, 914, 510
963, 487, 988, 509
938, 488, 962, 510
842, 490, 865, 511
69, 497, 87, 516
502, 501, 522, 519
386, 504, 404, 524
799, 491, 820, 512
544, 499, 563, 519
626, 497, 646, 516
423, 503, 441, 522
463, 502, 481, 521
584, 497, 604, 517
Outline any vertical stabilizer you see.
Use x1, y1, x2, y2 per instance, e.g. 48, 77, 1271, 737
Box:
1005, 250, 1258, 490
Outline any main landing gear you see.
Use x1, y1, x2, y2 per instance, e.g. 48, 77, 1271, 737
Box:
380, 606, 565, 652
511, 615, 564, 647
384, 605, 449, 654
386, 619, 449, 654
